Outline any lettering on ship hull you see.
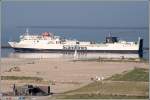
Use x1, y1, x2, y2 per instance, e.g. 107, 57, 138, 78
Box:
63, 45, 87, 50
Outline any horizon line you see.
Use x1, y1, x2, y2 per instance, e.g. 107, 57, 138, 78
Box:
17, 26, 148, 30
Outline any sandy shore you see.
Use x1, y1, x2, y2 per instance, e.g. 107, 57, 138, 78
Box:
1, 58, 149, 94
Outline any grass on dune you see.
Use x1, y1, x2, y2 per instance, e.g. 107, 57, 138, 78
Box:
60, 94, 149, 99
57, 81, 149, 99
1, 76, 43, 81
56, 68, 149, 99
106, 67, 149, 82
63, 81, 148, 94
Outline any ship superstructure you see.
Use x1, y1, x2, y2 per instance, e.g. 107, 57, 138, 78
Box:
8, 29, 143, 56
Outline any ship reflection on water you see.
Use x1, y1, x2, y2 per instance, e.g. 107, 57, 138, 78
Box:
9, 52, 140, 59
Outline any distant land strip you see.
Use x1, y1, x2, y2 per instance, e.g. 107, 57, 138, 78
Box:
17, 26, 148, 30
1, 45, 11, 48
1, 45, 149, 50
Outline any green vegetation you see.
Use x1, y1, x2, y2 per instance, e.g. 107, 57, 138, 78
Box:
73, 57, 150, 63
63, 81, 148, 94
1, 76, 43, 81
56, 81, 149, 99
55, 68, 149, 99
106, 67, 149, 82
60, 94, 148, 99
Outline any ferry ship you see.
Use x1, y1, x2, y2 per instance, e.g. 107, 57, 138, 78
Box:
8, 29, 143, 56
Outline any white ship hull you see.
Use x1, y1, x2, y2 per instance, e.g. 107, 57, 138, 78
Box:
9, 41, 140, 53
8, 29, 143, 57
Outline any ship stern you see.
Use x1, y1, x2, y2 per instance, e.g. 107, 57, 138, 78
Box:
138, 37, 143, 58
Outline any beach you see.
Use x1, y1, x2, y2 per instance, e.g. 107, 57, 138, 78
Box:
1, 57, 149, 95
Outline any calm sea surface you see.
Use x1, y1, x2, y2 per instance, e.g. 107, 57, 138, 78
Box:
1, 28, 149, 59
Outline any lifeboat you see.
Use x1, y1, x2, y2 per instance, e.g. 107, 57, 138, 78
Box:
42, 32, 54, 39
42, 32, 50, 37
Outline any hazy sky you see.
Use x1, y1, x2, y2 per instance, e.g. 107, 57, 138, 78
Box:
1, 1, 149, 45
2, 1, 148, 28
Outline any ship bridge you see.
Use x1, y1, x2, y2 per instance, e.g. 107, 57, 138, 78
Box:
105, 36, 118, 43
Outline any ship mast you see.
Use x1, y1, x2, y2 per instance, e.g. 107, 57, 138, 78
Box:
26, 28, 29, 36
109, 32, 111, 37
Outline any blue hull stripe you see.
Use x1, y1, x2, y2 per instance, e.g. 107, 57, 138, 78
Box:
13, 48, 140, 53
13, 48, 143, 57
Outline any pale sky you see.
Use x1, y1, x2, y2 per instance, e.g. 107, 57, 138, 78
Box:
1, 1, 149, 44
